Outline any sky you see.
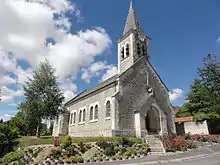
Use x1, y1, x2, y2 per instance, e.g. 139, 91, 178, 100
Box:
0, 0, 220, 121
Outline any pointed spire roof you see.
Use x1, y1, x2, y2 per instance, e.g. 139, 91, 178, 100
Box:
123, 1, 139, 35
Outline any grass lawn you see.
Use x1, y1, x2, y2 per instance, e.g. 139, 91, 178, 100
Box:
18, 136, 143, 147
18, 136, 55, 147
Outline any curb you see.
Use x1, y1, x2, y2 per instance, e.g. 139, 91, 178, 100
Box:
117, 150, 220, 165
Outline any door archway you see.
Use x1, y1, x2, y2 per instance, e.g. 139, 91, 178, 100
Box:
145, 106, 161, 134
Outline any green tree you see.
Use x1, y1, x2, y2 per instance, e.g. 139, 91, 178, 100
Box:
9, 110, 37, 136
19, 60, 65, 137
176, 102, 191, 117
0, 119, 3, 123
181, 54, 220, 121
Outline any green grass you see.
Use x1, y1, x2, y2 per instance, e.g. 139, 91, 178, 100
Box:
18, 136, 143, 147
72, 136, 143, 144
18, 136, 56, 147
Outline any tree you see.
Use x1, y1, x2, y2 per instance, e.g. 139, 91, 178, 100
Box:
9, 110, 36, 136
185, 54, 220, 121
0, 119, 3, 123
19, 60, 65, 137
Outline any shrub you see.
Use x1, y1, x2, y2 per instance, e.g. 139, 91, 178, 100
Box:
2, 151, 23, 164
0, 124, 19, 157
51, 148, 62, 159
78, 141, 87, 153
104, 145, 115, 156
32, 147, 43, 158
64, 156, 84, 163
123, 149, 136, 157
96, 138, 108, 149
32, 152, 38, 158
119, 137, 134, 147
119, 147, 127, 154
62, 135, 72, 149
161, 135, 194, 152
65, 146, 76, 157
114, 146, 119, 152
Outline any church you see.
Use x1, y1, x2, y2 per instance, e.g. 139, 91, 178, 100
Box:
53, 1, 176, 138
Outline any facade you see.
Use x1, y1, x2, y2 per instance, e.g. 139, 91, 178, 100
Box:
175, 117, 209, 135
53, 2, 176, 138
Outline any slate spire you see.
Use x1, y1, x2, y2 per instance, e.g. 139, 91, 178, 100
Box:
123, 0, 139, 35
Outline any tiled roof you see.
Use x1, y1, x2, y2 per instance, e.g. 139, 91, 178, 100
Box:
175, 116, 193, 123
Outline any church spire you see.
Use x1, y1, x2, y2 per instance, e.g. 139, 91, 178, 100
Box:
123, 0, 139, 35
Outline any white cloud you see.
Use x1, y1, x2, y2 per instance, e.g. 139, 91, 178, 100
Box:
48, 28, 111, 81
101, 66, 118, 82
169, 88, 184, 102
64, 90, 76, 102
81, 61, 114, 83
216, 37, 220, 44
0, 85, 24, 104
0, 75, 16, 85
0, 0, 112, 106
0, 114, 13, 122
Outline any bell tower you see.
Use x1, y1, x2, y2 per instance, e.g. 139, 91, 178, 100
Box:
118, 1, 151, 74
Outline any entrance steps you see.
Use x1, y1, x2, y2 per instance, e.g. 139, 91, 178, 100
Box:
144, 134, 165, 155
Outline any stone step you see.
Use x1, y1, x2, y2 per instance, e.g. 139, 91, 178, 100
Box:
144, 136, 165, 155
147, 140, 161, 142
147, 141, 161, 143
149, 145, 163, 148
150, 148, 164, 151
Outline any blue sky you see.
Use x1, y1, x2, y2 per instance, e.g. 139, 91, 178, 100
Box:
0, 0, 220, 120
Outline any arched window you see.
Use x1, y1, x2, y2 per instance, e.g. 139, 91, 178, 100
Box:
95, 105, 98, 119
137, 42, 141, 56
125, 44, 129, 57
73, 112, 76, 124
79, 110, 82, 122
83, 109, 86, 122
90, 107, 93, 120
142, 45, 146, 56
121, 47, 125, 60
106, 101, 111, 118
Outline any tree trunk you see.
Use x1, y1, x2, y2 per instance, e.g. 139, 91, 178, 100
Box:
36, 124, 40, 137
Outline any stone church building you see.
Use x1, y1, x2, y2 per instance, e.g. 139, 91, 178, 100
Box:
53, 2, 176, 138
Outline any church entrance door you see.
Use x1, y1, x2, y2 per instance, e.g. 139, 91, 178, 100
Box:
145, 107, 160, 135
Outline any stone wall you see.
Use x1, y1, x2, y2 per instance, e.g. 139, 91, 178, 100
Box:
115, 56, 173, 137
184, 120, 209, 135
67, 83, 117, 137
52, 112, 69, 136
115, 57, 155, 137
146, 59, 176, 134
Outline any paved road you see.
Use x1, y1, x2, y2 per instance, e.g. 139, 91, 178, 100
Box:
164, 152, 220, 165
82, 144, 220, 165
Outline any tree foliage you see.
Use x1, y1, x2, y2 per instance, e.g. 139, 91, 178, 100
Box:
179, 54, 220, 121
18, 60, 65, 136
0, 124, 19, 157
